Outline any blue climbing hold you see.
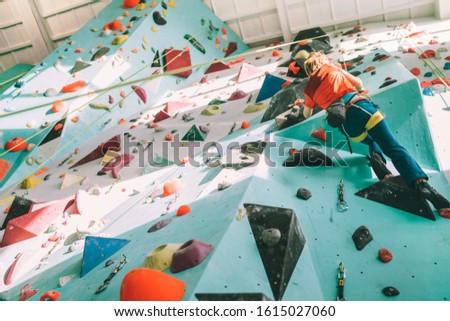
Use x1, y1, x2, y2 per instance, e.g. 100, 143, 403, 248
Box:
444, 62, 450, 70
424, 71, 433, 77
422, 87, 435, 96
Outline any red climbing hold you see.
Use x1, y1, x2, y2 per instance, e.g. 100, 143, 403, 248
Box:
40, 291, 60, 301
288, 61, 300, 75
420, 81, 433, 88
54, 123, 63, 131
281, 80, 291, 88
378, 248, 393, 263
438, 208, 450, 219
445, 56, 450, 61
5, 137, 26, 152
289, 148, 298, 155
363, 66, 375, 73
429, 39, 439, 45
61, 80, 87, 93
431, 78, 450, 86
410, 68, 420, 76
311, 128, 327, 142
176, 205, 191, 217
420, 50, 435, 59
120, 268, 185, 301
131, 85, 147, 103
51, 100, 65, 113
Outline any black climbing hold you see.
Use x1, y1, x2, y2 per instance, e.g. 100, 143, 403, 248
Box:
148, 218, 172, 232
161, 1, 167, 9
343, 27, 361, 36
105, 259, 115, 267
1, 196, 34, 230
355, 176, 435, 221
70, 61, 91, 74
371, 70, 376, 75
261, 228, 281, 247
296, 188, 312, 200
372, 54, 389, 62
153, 11, 167, 25
44, 174, 51, 181
195, 293, 272, 301
352, 225, 373, 250
283, 148, 334, 167
382, 286, 400, 297
244, 203, 306, 301
184, 34, 206, 54
91, 47, 110, 61
97, 170, 107, 176
130, 16, 141, 22
122, 30, 130, 35
241, 141, 267, 154
208, 99, 227, 105
350, 70, 361, 77
379, 79, 397, 89
151, 51, 161, 67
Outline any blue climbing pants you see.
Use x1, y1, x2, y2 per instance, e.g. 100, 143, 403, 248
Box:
342, 99, 428, 187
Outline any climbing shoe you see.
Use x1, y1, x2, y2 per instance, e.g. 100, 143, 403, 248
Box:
366, 152, 391, 180
416, 180, 450, 212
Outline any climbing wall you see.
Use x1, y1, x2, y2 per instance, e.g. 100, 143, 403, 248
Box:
1, 2, 450, 302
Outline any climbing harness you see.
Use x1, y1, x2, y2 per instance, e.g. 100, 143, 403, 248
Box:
337, 179, 349, 212
95, 254, 128, 294
337, 262, 347, 301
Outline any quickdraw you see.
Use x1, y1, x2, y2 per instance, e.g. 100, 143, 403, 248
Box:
337, 179, 349, 212
337, 262, 347, 301
95, 254, 128, 294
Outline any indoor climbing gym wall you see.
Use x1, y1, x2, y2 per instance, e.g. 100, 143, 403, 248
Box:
1, 0, 450, 302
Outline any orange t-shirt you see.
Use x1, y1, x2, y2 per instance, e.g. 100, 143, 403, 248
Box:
304, 64, 355, 110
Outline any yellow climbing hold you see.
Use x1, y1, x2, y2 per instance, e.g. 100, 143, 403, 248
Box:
168, 0, 176, 8
21, 175, 44, 189
151, 26, 159, 32
143, 243, 182, 271
201, 105, 223, 116
137, 3, 147, 10
143, 37, 148, 43
243, 102, 267, 113
162, 9, 167, 17
89, 103, 111, 112
119, 100, 124, 108
112, 35, 128, 45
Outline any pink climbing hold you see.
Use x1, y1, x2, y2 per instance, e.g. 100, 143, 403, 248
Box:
19, 284, 39, 301
102, 154, 134, 179
132, 85, 147, 104
228, 89, 248, 101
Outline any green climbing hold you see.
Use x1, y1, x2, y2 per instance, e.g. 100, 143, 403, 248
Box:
184, 34, 206, 54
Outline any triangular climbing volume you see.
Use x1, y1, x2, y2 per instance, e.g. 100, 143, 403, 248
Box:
255, 74, 288, 103
244, 203, 306, 301
181, 125, 207, 141
355, 176, 435, 220
80, 236, 130, 277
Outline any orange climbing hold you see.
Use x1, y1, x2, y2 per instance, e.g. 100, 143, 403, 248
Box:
241, 121, 250, 129
281, 80, 291, 88
410, 68, 420, 76
176, 205, 191, 217
150, 1, 157, 7
288, 61, 300, 75
162, 179, 183, 197
0, 159, 11, 181
120, 268, 185, 301
272, 50, 281, 57
54, 123, 63, 131
40, 291, 60, 301
5, 137, 26, 152
311, 128, 327, 142
103, 20, 123, 31
122, 0, 139, 9
61, 80, 87, 93
51, 100, 65, 113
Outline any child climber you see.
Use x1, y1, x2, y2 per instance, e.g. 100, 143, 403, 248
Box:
301, 51, 450, 218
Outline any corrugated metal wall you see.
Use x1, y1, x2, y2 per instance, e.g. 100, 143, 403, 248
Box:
0, 0, 447, 72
